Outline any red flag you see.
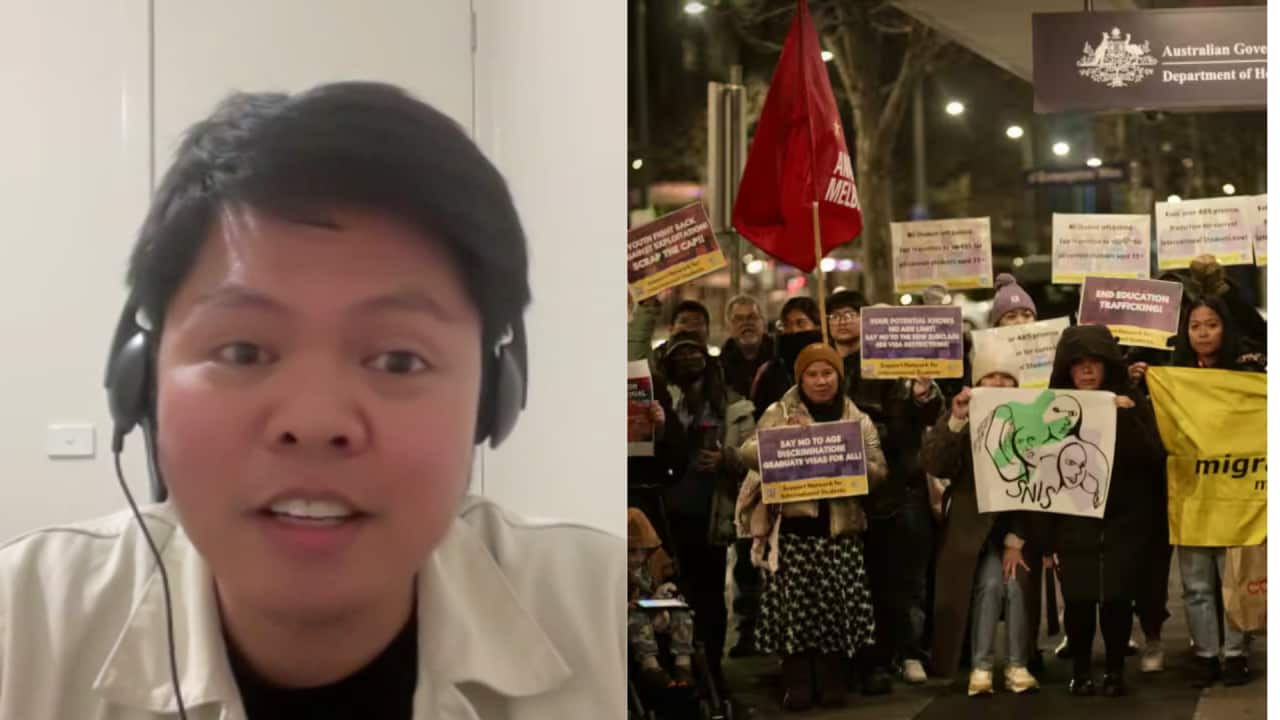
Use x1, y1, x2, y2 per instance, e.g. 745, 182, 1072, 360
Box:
731, 0, 862, 273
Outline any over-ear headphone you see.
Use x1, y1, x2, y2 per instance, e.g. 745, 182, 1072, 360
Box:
104, 296, 529, 501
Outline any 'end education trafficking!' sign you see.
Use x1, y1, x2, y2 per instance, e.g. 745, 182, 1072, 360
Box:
627, 203, 727, 300
860, 306, 965, 380
1078, 276, 1183, 350
758, 421, 868, 504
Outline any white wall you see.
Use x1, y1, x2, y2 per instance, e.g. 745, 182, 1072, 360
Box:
0, 0, 153, 537
472, 0, 626, 536
0, 0, 623, 540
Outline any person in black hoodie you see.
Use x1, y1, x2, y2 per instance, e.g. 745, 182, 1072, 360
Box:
750, 297, 823, 423
1038, 325, 1166, 698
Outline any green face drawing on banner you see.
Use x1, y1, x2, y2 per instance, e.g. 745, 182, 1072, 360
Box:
982, 390, 1083, 483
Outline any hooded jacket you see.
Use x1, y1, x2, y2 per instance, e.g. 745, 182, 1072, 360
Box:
1037, 325, 1166, 601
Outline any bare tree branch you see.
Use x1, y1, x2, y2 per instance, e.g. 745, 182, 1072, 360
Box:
874, 25, 944, 158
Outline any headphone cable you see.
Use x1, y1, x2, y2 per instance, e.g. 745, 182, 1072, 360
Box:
113, 449, 189, 720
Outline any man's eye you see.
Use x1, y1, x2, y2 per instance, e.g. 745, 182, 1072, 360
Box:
367, 351, 430, 375
215, 342, 271, 365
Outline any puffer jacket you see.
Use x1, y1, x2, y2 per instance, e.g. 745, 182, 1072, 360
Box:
734, 386, 889, 571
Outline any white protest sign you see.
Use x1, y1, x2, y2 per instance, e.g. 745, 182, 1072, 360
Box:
1251, 194, 1267, 267
890, 217, 993, 293
1155, 195, 1254, 269
970, 317, 1071, 389
969, 387, 1117, 519
1051, 213, 1150, 284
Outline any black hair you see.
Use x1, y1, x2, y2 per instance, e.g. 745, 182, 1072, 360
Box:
670, 300, 711, 328
825, 289, 867, 314
126, 82, 529, 349
1171, 295, 1244, 370
780, 296, 820, 326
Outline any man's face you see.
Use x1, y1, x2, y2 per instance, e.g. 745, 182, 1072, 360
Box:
828, 307, 859, 344
155, 206, 483, 624
727, 302, 765, 347
671, 311, 708, 342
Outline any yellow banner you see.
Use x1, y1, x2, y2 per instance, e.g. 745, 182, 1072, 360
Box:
1159, 251, 1250, 270
861, 358, 964, 380
1147, 366, 1267, 547
1052, 270, 1145, 285
1106, 324, 1176, 350
763, 475, 868, 504
628, 251, 727, 301
895, 276, 987, 293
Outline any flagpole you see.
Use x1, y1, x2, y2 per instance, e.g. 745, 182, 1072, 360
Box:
795, 0, 830, 346
813, 201, 829, 344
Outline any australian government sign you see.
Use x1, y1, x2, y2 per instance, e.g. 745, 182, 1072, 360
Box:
1032, 7, 1265, 113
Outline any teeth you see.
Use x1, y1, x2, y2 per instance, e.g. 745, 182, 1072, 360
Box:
269, 498, 355, 520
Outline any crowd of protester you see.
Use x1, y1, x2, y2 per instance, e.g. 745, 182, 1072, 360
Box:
625, 254, 1265, 713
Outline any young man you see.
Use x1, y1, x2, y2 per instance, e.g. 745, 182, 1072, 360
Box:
827, 290, 943, 691
0, 83, 623, 719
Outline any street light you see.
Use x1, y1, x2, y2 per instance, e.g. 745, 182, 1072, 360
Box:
746, 259, 765, 275
820, 258, 837, 272
821, 50, 834, 62
1052, 141, 1070, 157
1167, 195, 1183, 203
945, 101, 965, 116
683, 1, 706, 15
1005, 125, 1024, 140
1223, 183, 1237, 196
1086, 157, 1102, 168
899, 293, 914, 305
631, 158, 644, 170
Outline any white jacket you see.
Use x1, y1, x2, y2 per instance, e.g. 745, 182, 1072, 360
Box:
0, 497, 625, 719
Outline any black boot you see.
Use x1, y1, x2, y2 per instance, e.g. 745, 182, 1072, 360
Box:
1191, 656, 1221, 689
1222, 656, 1251, 686
815, 653, 848, 708
1101, 673, 1126, 697
728, 628, 756, 658
781, 654, 814, 711
861, 665, 893, 695
1068, 676, 1096, 696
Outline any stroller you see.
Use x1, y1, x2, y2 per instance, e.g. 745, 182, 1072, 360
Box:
626, 502, 734, 720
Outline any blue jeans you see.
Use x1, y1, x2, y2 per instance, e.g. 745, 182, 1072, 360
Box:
971, 544, 1028, 671
1179, 546, 1246, 658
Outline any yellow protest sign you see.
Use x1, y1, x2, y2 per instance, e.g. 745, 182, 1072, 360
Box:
1147, 366, 1267, 547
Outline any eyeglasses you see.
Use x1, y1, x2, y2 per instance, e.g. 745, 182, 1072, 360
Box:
827, 310, 859, 323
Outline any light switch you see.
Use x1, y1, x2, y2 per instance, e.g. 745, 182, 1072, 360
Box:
47, 424, 96, 459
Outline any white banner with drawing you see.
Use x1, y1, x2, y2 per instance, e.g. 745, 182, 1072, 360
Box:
969, 387, 1117, 518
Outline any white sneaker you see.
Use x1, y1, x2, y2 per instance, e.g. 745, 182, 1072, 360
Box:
902, 659, 927, 685
1004, 665, 1040, 694
1141, 642, 1165, 673
968, 668, 994, 696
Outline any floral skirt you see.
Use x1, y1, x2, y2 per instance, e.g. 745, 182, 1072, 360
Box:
755, 533, 876, 657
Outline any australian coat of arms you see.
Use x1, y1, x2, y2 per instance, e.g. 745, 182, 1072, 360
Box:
1077, 27, 1158, 88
